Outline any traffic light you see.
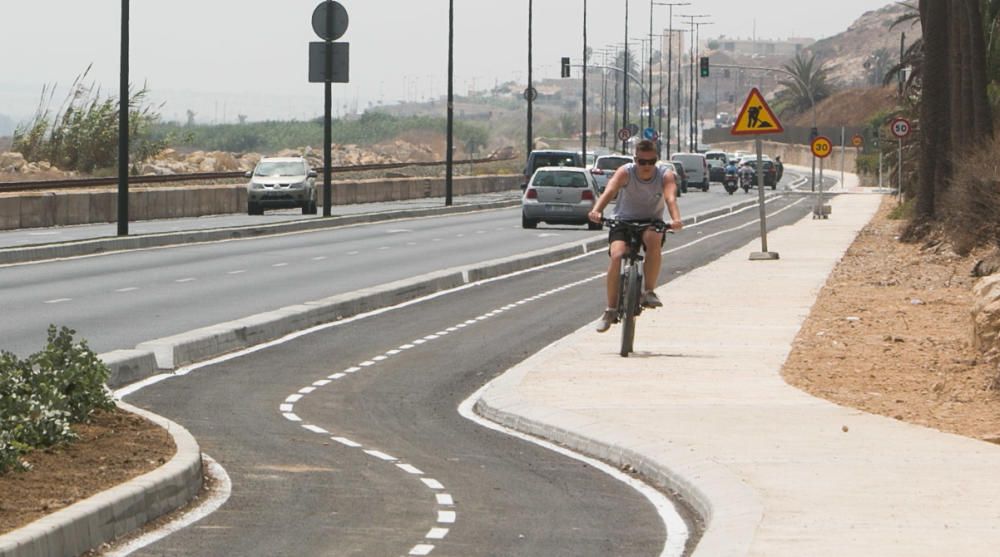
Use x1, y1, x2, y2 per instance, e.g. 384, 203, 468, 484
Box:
561, 57, 571, 78
699, 57, 710, 78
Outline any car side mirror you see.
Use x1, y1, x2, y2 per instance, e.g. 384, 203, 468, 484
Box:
308, 171, 318, 178
244, 171, 253, 178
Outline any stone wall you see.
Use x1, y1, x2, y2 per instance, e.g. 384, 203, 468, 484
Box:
972, 274, 1000, 359
0, 175, 520, 231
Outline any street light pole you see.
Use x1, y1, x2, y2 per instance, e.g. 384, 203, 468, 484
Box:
446, 0, 454, 206
648, 0, 654, 131
677, 14, 708, 152
118, 0, 129, 236
692, 21, 712, 152
654, 2, 690, 159
622, 0, 630, 154
527, 0, 534, 157
582, 0, 588, 160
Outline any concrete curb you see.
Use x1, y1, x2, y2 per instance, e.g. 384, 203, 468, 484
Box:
0, 199, 521, 266
0, 402, 202, 557
474, 354, 763, 557
100, 193, 781, 386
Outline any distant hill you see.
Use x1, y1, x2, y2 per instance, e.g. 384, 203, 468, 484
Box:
807, 2, 921, 88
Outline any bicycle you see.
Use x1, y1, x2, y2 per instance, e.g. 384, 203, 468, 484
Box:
603, 218, 670, 357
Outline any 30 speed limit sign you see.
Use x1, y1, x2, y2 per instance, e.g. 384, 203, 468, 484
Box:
890, 117, 912, 139
811, 136, 833, 159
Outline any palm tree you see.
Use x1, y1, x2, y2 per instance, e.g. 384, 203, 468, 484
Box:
774, 53, 833, 117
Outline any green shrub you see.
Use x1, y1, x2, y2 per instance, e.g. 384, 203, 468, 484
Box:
0, 326, 113, 473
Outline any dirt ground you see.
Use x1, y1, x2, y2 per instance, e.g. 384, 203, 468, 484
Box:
0, 409, 175, 534
782, 196, 1000, 440
4, 194, 999, 538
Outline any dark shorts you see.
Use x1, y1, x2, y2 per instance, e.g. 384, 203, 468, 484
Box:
608, 226, 666, 253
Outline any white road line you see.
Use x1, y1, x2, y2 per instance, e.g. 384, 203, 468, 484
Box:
298, 386, 316, 394
399, 344, 416, 350
282, 413, 301, 422
327, 373, 346, 380
279, 404, 293, 413
436, 510, 456, 524
421, 478, 445, 490
116, 287, 139, 293
364, 449, 397, 461
313, 379, 331, 387
227, 270, 246, 275
409, 545, 435, 556
445, 327, 459, 333
412, 339, 427, 345
312, 256, 327, 261
435, 494, 454, 506
426, 528, 449, 540
359, 360, 376, 367
347, 251, 360, 255
396, 463, 424, 475
386, 349, 402, 355
423, 335, 439, 341
373, 355, 388, 361
434, 331, 449, 336
345, 366, 362, 373
285, 394, 303, 403
44, 298, 72, 304
302, 424, 328, 434
272, 263, 289, 268
331, 437, 362, 448
175, 278, 196, 283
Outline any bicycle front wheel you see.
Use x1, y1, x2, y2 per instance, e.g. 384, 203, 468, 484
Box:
620, 265, 641, 357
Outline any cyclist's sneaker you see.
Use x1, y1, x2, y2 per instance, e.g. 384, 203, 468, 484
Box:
596, 309, 619, 333
641, 290, 663, 308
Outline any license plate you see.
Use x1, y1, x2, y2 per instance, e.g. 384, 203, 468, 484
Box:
546, 204, 573, 212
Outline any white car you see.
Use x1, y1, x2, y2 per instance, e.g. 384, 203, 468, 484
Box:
589, 155, 633, 194
246, 157, 318, 215
670, 153, 710, 192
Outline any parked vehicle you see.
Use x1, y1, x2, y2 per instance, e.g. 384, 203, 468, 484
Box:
705, 150, 729, 166
522, 150, 584, 189
670, 160, 689, 194
521, 167, 602, 230
589, 155, 633, 193
246, 157, 318, 215
738, 158, 778, 189
670, 153, 709, 191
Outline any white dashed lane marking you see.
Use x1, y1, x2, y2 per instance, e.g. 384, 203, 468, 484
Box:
175, 278, 196, 283
227, 270, 247, 275
116, 287, 139, 293
44, 298, 72, 304
272, 263, 289, 268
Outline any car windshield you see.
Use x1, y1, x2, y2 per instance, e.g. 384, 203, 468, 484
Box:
533, 171, 588, 188
597, 157, 631, 171
255, 161, 307, 177
532, 154, 577, 171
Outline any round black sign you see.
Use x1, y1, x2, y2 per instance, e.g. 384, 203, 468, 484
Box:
523, 87, 538, 102
312, 1, 349, 41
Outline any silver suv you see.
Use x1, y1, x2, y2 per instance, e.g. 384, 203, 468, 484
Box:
246, 157, 318, 215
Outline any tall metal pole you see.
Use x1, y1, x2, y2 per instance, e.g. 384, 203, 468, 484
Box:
118, 0, 129, 236
676, 29, 683, 154
527, 0, 534, 157
622, 0, 630, 154
582, 0, 588, 160
648, 0, 654, 130
688, 19, 694, 151
602, 51, 609, 147
322, 0, 333, 216
666, 19, 673, 156
446, 0, 454, 206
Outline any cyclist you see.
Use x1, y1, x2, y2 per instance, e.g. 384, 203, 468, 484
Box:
588, 140, 683, 333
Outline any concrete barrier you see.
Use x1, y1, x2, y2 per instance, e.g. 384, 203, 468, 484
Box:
0, 175, 521, 231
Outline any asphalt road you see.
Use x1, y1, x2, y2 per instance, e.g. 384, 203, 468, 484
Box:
122, 193, 815, 557
0, 185, 763, 357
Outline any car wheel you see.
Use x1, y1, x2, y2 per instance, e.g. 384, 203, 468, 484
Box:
703, 181, 710, 192
248, 202, 262, 215
522, 213, 537, 229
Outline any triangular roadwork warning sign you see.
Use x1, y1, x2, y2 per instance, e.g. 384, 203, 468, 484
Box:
730, 88, 784, 135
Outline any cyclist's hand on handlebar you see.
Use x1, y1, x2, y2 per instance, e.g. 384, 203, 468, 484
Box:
588, 210, 603, 224
669, 219, 683, 232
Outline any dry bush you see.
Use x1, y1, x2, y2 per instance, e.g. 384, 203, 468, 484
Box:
940, 136, 1000, 254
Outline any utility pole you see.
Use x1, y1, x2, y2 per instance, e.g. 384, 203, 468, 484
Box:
118, 0, 130, 236
446, 0, 454, 206
622, 0, 630, 154
582, 0, 588, 160
527, 0, 534, 157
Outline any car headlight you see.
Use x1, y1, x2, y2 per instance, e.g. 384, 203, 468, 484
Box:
288, 181, 307, 189
249, 182, 264, 190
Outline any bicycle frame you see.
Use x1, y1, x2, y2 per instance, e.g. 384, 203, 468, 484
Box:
604, 219, 667, 356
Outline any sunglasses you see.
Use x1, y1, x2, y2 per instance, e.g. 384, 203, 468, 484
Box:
636, 158, 658, 166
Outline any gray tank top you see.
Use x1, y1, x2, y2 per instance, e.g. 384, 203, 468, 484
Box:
612, 163, 667, 221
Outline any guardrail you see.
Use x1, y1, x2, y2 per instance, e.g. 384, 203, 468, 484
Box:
0, 155, 516, 193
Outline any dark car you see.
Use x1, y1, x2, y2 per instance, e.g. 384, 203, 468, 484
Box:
708, 159, 727, 182
738, 158, 778, 189
671, 160, 689, 194
522, 150, 585, 189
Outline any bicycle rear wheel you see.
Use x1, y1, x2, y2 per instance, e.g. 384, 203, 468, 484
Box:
620, 265, 641, 357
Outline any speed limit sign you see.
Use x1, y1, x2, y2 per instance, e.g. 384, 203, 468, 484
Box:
811, 136, 833, 159
890, 117, 912, 139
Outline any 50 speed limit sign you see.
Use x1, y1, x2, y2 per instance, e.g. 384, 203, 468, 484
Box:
811, 136, 833, 159
890, 117, 912, 139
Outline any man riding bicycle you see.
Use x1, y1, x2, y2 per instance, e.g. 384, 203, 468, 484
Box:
588, 140, 683, 333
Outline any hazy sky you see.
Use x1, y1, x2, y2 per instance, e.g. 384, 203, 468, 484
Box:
1, 0, 890, 124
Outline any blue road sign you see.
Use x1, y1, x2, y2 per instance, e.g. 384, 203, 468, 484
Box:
643, 127, 657, 140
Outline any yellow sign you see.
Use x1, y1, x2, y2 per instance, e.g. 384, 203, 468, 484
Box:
730, 88, 784, 135
811, 136, 833, 159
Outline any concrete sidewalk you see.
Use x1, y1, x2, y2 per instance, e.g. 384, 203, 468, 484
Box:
477, 192, 1000, 556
